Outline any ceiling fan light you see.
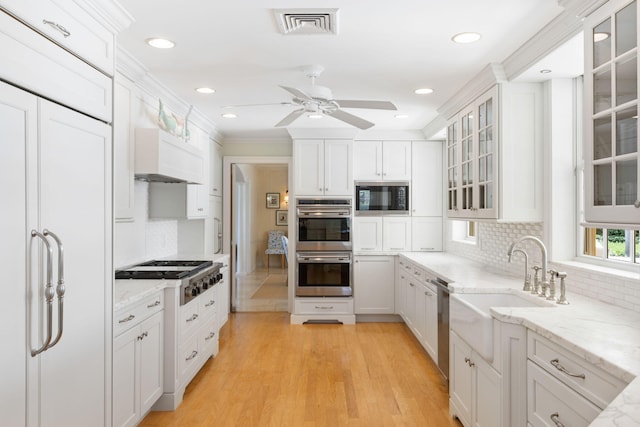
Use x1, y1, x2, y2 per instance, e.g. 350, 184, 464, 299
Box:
145, 37, 175, 49
451, 32, 481, 44
308, 114, 323, 119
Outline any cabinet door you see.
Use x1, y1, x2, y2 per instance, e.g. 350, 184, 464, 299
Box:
450, 332, 473, 427
422, 283, 438, 362
584, 0, 640, 224
396, 260, 409, 317
354, 140, 382, 179
383, 217, 412, 251
0, 81, 36, 427
404, 279, 417, 328
38, 99, 111, 427
411, 217, 443, 251
187, 184, 208, 218
382, 141, 412, 180
473, 88, 498, 219
446, 118, 462, 217
353, 217, 383, 251
114, 77, 135, 221
413, 283, 427, 342
324, 139, 353, 195
139, 311, 164, 415
294, 139, 325, 195
474, 355, 502, 427
210, 140, 223, 196
412, 141, 443, 216
354, 256, 395, 314
113, 327, 139, 427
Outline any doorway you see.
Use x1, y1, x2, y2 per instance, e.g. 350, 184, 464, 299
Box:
223, 157, 293, 313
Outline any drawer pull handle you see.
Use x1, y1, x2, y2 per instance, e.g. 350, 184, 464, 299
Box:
550, 412, 565, 427
205, 300, 215, 307
550, 358, 586, 379
464, 357, 475, 367
186, 314, 199, 322
42, 19, 71, 37
186, 350, 198, 361
118, 314, 135, 324
315, 306, 334, 310
137, 331, 148, 341
205, 332, 216, 340
147, 300, 161, 308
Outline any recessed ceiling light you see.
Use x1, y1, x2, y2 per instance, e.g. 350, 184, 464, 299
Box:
395, 114, 409, 119
221, 113, 237, 119
308, 114, 323, 119
594, 32, 610, 42
414, 88, 434, 95
146, 38, 175, 49
452, 32, 481, 44
540, 69, 552, 74
196, 87, 215, 94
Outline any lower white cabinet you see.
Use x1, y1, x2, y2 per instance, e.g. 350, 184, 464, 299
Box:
450, 331, 502, 427
113, 295, 164, 427
354, 256, 395, 314
415, 280, 438, 362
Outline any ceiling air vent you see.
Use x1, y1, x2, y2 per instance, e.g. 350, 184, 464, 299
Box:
273, 9, 339, 35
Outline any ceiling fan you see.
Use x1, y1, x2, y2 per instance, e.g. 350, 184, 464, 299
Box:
229, 65, 397, 130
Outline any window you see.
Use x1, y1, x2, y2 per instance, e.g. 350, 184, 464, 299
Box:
451, 220, 477, 244
583, 227, 640, 264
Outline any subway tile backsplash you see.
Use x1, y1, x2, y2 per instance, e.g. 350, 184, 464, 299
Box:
446, 222, 640, 312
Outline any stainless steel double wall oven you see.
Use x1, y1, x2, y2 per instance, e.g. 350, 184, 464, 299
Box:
295, 198, 353, 297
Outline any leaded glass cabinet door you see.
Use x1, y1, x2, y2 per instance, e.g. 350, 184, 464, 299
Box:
585, 0, 640, 224
474, 87, 498, 219
446, 117, 461, 217
459, 106, 475, 216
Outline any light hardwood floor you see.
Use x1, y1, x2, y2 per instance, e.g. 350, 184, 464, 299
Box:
140, 313, 461, 427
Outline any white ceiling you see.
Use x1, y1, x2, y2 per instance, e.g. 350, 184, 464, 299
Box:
117, 0, 577, 140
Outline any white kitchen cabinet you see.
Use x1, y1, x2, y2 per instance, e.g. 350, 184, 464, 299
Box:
210, 139, 223, 197
411, 141, 443, 216
113, 295, 164, 427
210, 196, 224, 255
411, 217, 443, 251
0, 0, 116, 75
354, 140, 411, 180
294, 139, 353, 196
446, 83, 543, 221
0, 80, 112, 427
149, 182, 209, 219
450, 331, 502, 427
353, 217, 383, 252
584, 0, 640, 224
216, 257, 231, 329
382, 217, 412, 251
114, 75, 135, 221
414, 280, 438, 362
354, 256, 395, 314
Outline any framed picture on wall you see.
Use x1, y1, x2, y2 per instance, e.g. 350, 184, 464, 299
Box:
266, 192, 280, 209
276, 210, 288, 226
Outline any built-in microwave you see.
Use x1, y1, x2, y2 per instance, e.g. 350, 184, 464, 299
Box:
355, 181, 409, 215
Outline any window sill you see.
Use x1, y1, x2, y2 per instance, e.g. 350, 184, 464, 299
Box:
554, 258, 640, 280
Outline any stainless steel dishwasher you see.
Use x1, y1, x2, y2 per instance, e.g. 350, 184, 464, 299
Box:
429, 276, 450, 382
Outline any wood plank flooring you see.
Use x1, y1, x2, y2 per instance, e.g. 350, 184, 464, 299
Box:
139, 313, 461, 427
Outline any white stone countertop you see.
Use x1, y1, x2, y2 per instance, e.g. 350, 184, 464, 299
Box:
400, 252, 640, 426
114, 253, 229, 311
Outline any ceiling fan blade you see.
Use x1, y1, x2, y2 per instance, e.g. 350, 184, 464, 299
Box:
327, 109, 375, 130
334, 100, 397, 110
275, 108, 305, 127
224, 102, 292, 108
279, 85, 313, 101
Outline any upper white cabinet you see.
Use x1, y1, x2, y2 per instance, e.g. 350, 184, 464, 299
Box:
294, 139, 353, 196
382, 217, 412, 252
411, 141, 443, 216
0, 0, 116, 75
411, 217, 443, 251
354, 140, 411, 181
114, 76, 135, 221
210, 139, 223, 197
446, 84, 543, 221
584, 0, 640, 224
353, 217, 383, 252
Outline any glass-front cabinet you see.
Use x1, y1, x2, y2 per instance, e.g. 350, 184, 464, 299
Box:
585, 0, 640, 224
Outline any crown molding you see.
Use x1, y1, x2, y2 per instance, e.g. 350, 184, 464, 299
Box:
287, 128, 359, 140
77, 0, 134, 34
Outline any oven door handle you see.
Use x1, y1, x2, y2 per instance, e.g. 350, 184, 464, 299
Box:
297, 209, 351, 217
296, 255, 351, 263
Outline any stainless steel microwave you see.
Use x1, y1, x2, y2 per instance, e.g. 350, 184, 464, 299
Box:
355, 181, 409, 215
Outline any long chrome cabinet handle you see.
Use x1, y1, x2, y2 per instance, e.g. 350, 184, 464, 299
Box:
42, 19, 71, 37
44, 230, 65, 350
30, 230, 54, 357
550, 358, 586, 379
550, 412, 565, 427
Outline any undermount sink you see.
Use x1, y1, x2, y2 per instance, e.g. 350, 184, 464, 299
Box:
451, 291, 554, 362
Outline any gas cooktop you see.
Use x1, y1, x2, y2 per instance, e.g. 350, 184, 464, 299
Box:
115, 260, 213, 280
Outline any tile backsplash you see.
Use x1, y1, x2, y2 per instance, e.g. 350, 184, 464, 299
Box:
446, 222, 640, 312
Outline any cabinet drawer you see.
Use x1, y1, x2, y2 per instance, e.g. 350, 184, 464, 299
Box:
528, 332, 626, 409
1, 0, 115, 75
178, 334, 200, 385
114, 292, 164, 337
294, 298, 354, 315
199, 321, 218, 358
180, 301, 201, 341
198, 287, 217, 321
527, 360, 600, 427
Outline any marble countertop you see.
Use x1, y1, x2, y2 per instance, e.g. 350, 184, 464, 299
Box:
400, 252, 640, 426
114, 253, 229, 312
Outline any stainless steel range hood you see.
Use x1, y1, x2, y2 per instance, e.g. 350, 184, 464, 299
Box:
134, 128, 204, 184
